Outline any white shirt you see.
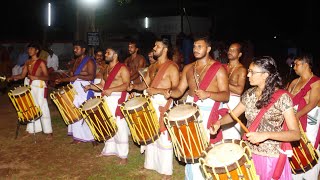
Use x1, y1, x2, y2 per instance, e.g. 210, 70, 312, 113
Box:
47, 53, 59, 71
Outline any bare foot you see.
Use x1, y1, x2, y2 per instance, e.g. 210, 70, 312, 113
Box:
95, 153, 105, 158
46, 133, 53, 140
70, 140, 81, 144
161, 175, 172, 180
139, 166, 146, 173
118, 158, 128, 165
92, 141, 99, 147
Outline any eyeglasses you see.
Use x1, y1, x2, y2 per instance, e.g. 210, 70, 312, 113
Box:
247, 69, 267, 75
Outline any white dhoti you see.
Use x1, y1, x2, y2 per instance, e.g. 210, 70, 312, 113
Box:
142, 94, 173, 176
67, 79, 95, 142
101, 92, 130, 159
222, 94, 241, 140
93, 78, 102, 96
184, 95, 218, 180
24, 78, 52, 134
292, 106, 320, 180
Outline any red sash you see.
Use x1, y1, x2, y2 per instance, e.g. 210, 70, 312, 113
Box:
292, 76, 320, 148
29, 59, 47, 98
103, 63, 127, 119
193, 62, 227, 144
150, 60, 177, 133
242, 89, 292, 180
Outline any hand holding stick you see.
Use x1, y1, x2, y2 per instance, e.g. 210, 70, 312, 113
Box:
226, 104, 249, 133
138, 70, 149, 88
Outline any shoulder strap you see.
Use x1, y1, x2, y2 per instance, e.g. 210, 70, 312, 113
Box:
74, 56, 91, 75
150, 60, 177, 88
193, 62, 222, 102
29, 59, 45, 85
103, 63, 126, 90
242, 89, 288, 140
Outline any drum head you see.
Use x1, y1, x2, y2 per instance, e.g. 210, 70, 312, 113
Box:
12, 86, 29, 95
167, 104, 197, 121
82, 98, 102, 111
123, 96, 147, 110
205, 142, 244, 167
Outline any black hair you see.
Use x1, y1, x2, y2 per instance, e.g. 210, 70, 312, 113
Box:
73, 40, 88, 50
27, 42, 41, 57
294, 53, 313, 69
155, 38, 173, 59
252, 56, 284, 109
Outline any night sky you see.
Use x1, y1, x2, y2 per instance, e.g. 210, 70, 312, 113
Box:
1, 0, 319, 51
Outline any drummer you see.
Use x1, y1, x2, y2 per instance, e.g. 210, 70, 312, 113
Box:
7, 42, 53, 139
84, 47, 131, 165
55, 40, 96, 145
164, 36, 229, 179
215, 56, 300, 180
93, 48, 106, 96
287, 54, 320, 179
128, 38, 180, 179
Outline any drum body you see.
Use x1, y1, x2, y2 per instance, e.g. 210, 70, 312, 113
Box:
121, 95, 160, 145
164, 102, 208, 163
289, 123, 319, 174
50, 84, 82, 125
79, 96, 117, 142
8, 86, 42, 123
199, 139, 259, 180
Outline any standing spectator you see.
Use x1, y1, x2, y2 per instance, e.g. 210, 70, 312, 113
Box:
47, 48, 59, 73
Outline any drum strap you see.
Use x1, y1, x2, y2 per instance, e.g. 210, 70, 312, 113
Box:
241, 89, 290, 180
292, 76, 320, 135
103, 63, 126, 90
159, 99, 173, 134
30, 59, 48, 98
193, 62, 225, 143
150, 60, 177, 88
103, 63, 127, 119
242, 89, 288, 139
193, 62, 222, 102
73, 56, 96, 99
149, 60, 177, 134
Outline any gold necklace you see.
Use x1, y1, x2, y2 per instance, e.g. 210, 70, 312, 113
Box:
194, 60, 209, 79
106, 62, 119, 77
228, 63, 239, 77
290, 73, 314, 94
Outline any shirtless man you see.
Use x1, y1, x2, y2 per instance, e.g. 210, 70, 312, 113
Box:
287, 54, 320, 180
165, 36, 229, 180
55, 40, 96, 144
85, 47, 130, 165
93, 48, 105, 96
222, 42, 247, 139
128, 38, 180, 179
124, 40, 146, 84
7, 42, 53, 139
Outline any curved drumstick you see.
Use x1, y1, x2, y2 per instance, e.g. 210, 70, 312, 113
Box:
226, 104, 249, 133
138, 70, 149, 88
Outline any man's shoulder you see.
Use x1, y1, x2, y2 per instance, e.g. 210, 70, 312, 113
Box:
136, 54, 145, 60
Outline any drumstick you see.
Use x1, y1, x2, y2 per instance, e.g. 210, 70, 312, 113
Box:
60, 70, 102, 91
138, 70, 149, 88
226, 104, 249, 133
81, 82, 103, 91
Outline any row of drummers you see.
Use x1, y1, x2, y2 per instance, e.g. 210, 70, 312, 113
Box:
50, 84, 260, 180
8, 83, 319, 180
52, 84, 319, 179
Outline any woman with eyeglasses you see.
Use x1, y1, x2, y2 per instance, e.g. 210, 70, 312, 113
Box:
212, 56, 300, 180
